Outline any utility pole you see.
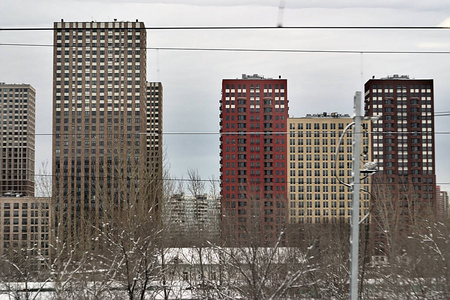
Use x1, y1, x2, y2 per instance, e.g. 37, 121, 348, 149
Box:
350, 91, 362, 300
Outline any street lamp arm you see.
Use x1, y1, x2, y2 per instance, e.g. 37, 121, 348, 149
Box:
334, 122, 355, 188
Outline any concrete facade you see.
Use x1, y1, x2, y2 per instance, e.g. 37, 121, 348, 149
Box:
52, 21, 162, 249
287, 114, 372, 224
0, 83, 35, 196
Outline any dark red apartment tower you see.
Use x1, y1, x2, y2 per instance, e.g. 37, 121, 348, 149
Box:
220, 74, 289, 246
364, 75, 436, 256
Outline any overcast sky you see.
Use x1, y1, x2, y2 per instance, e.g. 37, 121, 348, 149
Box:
1, 0, 450, 192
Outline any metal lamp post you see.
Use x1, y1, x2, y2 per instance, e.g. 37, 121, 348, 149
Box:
350, 91, 362, 300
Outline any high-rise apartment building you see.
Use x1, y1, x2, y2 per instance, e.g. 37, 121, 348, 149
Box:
287, 113, 372, 225
0, 83, 35, 196
220, 74, 288, 245
53, 20, 162, 249
146, 81, 163, 208
364, 75, 436, 254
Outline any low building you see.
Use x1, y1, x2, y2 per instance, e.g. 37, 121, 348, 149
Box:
437, 187, 449, 220
163, 194, 220, 246
0, 195, 51, 270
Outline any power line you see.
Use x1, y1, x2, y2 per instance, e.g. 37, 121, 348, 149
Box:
1, 26, 450, 31
34, 173, 218, 183
1, 43, 450, 55
123, 47, 450, 55
30, 173, 450, 185
435, 112, 450, 116
28, 131, 450, 136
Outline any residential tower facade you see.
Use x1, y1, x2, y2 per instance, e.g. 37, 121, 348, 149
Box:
220, 74, 288, 245
52, 20, 161, 249
287, 113, 372, 225
0, 83, 35, 196
364, 75, 436, 254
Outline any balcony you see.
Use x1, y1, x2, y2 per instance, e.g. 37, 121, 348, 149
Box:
263, 98, 273, 106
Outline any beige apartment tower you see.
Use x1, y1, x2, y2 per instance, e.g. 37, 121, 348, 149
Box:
287, 113, 372, 224
0, 83, 35, 196
53, 21, 162, 249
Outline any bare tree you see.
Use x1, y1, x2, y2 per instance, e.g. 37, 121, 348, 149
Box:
186, 168, 205, 198
96, 213, 161, 300
359, 175, 450, 299
370, 176, 416, 258
93, 151, 162, 300
207, 175, 221, 245
38, 237, 87, 300
35, 161, 52, 198
162, 169, 220, 248
207, 229, 315, 300
0, 248, 49, 300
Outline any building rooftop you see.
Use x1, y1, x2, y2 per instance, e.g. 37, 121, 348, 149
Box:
0, 83, 33, 86
241, 74, 267, 79
289, 112, 350, 119
380, 74, 410, 80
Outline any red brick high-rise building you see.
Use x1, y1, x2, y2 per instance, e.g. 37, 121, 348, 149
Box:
220, 74, 288, 245
364, 75, 436, 255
